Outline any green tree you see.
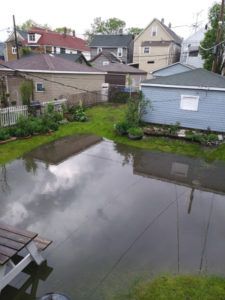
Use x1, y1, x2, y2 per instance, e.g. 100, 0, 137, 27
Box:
126, 27, 143, 36
84, 17, 126, 43
199, 3, 225, 72
20, 80, 34, 105
55, 27, 72, 34
17, 19, 51, 31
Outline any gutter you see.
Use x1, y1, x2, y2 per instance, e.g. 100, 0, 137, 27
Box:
140, 83, 225, 92
0, 68, 107, 75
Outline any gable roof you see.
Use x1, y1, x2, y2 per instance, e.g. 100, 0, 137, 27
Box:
89, 51, 121, 63
6, 30, 27, 42
0, 53, 105, 74
17, 30, 27, 40
135, 18, 182, 45
89, 34, 133, 47
22, 27, 90, 52
141, 68, 225, 90
152, 62, 195, 75
96, 62, 147, 75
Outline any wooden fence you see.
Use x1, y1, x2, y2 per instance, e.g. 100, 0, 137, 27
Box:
0, 106, 28, 127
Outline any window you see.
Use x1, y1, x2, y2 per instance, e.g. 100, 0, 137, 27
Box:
147, 60, 155, 64
12, 47, 17, 54
36, 83, 45, 92
60, 48, 66, 54
144, 47, 150, 54
180, 95, 199, 111
29, 33, 35, 42
97, 47, 102, 54
152, 26, 157, 37
117, 47, 123, 57
189, 50, 199, 57
103, 61, 109, 66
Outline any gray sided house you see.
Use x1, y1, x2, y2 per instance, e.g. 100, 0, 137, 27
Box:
89, 51, 121, 68
141, 68, 225, 132
89, 34, 134, 64
151, 62, 195, 78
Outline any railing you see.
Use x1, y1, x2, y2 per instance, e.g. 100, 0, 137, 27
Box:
0, 106, 28, 127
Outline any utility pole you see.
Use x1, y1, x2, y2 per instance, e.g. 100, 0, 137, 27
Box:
212, 0, 225, 72
13, 15, 19, 60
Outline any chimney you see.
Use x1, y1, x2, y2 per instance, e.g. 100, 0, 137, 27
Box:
119, 28, 123, 35
72, 30, 76, 37
161, 18, 164, 24
63, 27, 67, 37
168, 22, 171, 28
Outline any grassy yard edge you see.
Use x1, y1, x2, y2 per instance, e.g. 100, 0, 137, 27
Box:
1, 103, 225, 165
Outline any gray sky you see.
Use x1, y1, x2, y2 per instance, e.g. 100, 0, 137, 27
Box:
0, 0, 219, 42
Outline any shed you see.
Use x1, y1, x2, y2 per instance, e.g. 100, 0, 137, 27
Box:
151, 62, 195, 78
141, 68, 225, 132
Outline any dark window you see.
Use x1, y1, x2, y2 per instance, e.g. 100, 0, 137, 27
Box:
36, 83, 44, 92
60, 48, 66, 54
189, 50, 198, 57
148, 60, 155, 64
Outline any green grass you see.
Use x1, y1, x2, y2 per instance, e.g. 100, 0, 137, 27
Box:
0, 103, 225, 165
120, 274, 225, 300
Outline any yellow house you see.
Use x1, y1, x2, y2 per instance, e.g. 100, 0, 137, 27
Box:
133, 18, 182, 75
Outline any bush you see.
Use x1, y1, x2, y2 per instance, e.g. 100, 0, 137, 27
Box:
114, 120, 130, 135
0, 128, 10, 141
128, 127, 143, 137
169, 122, 180, 134
59, 119, 69, 125
20, 80, 33, 105
207, 133, 218, 142
74, 106, 87, 122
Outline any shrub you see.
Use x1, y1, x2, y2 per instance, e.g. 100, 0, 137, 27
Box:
114, 120, 130, 135
128, 127, 143, 137
0, 128, 10, 141
207, 133, 218, 142
169, 122, 180, 134
20, 80, 33, 105
73, 106, 87, 122
59, 119, 69, 125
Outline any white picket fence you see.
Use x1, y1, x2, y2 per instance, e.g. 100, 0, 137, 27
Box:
0, 106, 28, 127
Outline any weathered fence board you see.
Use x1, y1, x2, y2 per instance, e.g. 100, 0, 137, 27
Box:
0, 106, 28, 127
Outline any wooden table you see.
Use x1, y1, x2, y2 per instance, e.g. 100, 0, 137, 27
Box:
0, 223, 52, 292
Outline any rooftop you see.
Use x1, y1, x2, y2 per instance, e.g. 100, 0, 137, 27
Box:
89, 34, 133, 47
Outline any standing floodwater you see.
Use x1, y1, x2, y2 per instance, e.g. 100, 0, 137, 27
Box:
1, 134, 225, 299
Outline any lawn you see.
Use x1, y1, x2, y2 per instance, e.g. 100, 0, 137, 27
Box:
119, 274, 225, 300
1, 103, 225, 165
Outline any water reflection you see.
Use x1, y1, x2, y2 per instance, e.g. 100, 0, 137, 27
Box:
1, 136, 225, 299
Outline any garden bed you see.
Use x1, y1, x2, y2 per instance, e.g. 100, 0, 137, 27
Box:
143, 124, 224, 146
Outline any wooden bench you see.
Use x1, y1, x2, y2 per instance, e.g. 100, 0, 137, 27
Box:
0, 223, 52, 292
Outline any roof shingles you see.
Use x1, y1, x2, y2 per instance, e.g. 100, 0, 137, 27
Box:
89, 34, 133, 47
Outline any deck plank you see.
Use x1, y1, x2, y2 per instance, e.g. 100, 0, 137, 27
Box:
0, 253, 10, 265
0, 229, 33, 245
0, 224, 37, 239
0, 236, 24, 251
0, 245, 17, 258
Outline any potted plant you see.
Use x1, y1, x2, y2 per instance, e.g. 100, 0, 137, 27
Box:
128, 127, 144, 140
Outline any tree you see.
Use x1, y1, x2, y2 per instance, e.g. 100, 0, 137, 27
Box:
126, 27, 143, 36
199, 3, 225, 72
55, 27, 72, 34
84, 17, 126, 42
17, 19, 51, 31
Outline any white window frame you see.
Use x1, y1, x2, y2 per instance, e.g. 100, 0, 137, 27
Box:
97, 47, 102, 54
152, 26, 157, 37
12, 47, 17, 54
102, 61, 109, 66
36, 82, 45, 92
144, 47, 150, 54
117, 47, 123, 57
28, 33, 35, 42
180, 95, 199, 111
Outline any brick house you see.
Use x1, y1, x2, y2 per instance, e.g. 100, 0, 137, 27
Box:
21, 27, 90, 60
5, 30, 27, 61
0, 54, 106, 105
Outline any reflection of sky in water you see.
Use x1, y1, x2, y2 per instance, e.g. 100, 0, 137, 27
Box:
1, 137, 225, 299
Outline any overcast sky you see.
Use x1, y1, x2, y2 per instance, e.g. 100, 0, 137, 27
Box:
0, 0, 219, 42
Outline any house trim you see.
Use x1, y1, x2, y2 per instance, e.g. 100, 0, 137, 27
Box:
141, 83, 225, 92
0, 68, 107, 75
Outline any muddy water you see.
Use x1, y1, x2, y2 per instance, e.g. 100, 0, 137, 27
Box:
1, 134, 225, 299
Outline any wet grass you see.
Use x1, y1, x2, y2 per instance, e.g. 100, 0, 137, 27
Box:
0, 103, 225, 165
118, 274, 225, 300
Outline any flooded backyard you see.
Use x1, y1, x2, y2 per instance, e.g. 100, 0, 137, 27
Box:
1, 134, 225, 299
